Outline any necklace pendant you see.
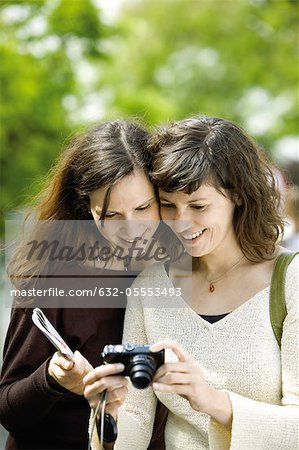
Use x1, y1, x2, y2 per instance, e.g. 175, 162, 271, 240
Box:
209, 283, 215, 292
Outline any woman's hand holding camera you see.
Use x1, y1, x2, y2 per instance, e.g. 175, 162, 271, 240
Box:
48, 350, 93, 395
150, 340, 232, 428
83, 364, 129, 417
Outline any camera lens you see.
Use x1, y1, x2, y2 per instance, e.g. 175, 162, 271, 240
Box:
127, 354, 157, 389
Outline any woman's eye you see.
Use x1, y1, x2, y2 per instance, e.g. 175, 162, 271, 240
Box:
104, 213, 118, 218
191, 205, 205, 210
136, 204, 150, 211
160, 203, 174, 208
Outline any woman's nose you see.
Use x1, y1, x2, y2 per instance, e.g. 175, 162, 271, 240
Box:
172, 218, 192, 234
166, 208, 191, 234
120, 219, 142, 238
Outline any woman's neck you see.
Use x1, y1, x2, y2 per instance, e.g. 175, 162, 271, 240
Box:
194, 241, 282, 277
192, 242, 244, 279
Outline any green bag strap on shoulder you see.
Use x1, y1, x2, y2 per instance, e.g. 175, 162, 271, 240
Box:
270, 251, 298, 347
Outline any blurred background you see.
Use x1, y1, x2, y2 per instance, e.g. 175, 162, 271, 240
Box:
0, 0, 298, 445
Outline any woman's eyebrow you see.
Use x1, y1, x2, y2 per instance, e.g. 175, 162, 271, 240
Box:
136, 196, 156, 207
95, 197, 156, 214
188, 198, 207, 203
95, 208, 118, 215
159, 197, 172, 202
159, 197, 207, 203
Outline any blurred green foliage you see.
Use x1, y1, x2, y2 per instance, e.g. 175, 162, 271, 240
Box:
0, 0, 107, 225
102, 0, 298, 135
0, 0, 298, 232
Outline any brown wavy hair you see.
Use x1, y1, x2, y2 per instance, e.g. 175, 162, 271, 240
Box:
149, 116, 284, 262
7, 119, 155, 286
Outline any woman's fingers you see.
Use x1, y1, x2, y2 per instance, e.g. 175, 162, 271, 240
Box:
52, 351, 74, 370
84, 374, 128, 397
153, 381, 191, 397
83, 363, 125, 386
74, 350, 93, 371
84, 374, 129, 412
153, 363, 196, 383
48, 351, 95, 394
105, 385, 129, 415
150, 340, 194, 363
48, 352, 74, 380
83, 364, 128, 412
105, 385, 128, 405
50, 365, 67, 380
158, 371, 195, 386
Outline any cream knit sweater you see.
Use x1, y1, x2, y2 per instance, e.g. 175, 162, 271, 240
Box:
90, 255, 298, 449
112, 255, 299, 450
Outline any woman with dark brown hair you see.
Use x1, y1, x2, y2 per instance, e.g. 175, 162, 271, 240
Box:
85, 116, 298, 449
0, 119, 168, 450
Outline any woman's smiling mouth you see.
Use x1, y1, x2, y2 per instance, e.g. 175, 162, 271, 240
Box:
180, 229, 207, 243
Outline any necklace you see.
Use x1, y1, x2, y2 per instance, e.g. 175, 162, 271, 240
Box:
205, 255, 245, 292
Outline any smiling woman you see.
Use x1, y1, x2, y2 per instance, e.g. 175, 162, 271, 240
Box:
94, 116, 298, 450
159, 185, 237, 259
1, 119, 168, 450
89, 169, 160, 262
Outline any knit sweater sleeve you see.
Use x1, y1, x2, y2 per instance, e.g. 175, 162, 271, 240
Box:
208, 255, 299, 450
114, 290, 157, 450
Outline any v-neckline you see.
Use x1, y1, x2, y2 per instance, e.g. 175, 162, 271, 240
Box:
162, 263, 270, 329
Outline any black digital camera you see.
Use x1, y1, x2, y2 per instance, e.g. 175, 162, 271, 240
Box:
101, 344, 164, 389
